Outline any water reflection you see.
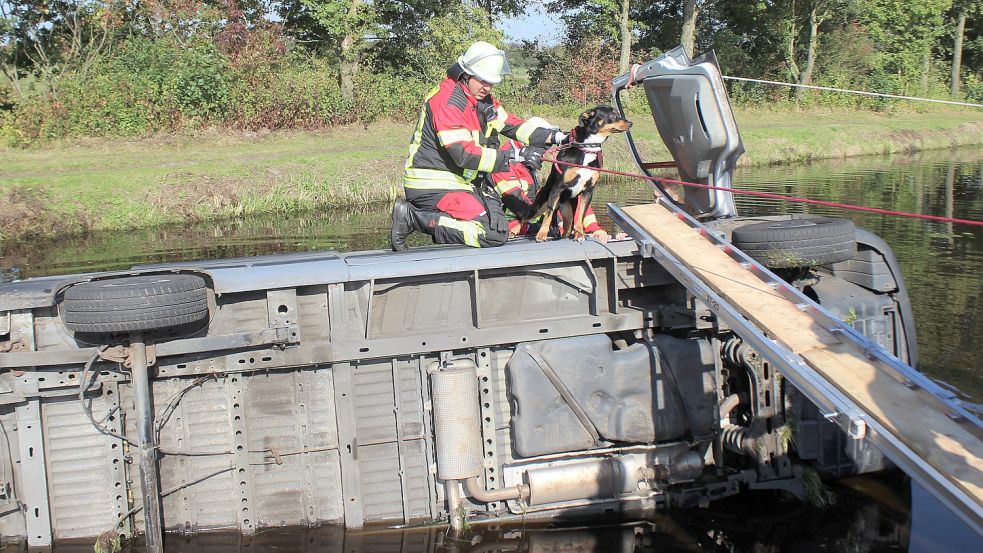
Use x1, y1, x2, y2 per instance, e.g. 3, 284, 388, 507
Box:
29, 473, 956, 553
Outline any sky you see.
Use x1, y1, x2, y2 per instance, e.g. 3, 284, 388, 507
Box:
498, 6, 564, 45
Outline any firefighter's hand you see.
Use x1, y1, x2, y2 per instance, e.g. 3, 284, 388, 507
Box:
591, 230, 628, 243
513, 146, 545, 171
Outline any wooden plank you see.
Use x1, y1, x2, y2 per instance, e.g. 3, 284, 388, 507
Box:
623, 204, 839, 354
622, 202, 983, 504
801, 346, 983, 500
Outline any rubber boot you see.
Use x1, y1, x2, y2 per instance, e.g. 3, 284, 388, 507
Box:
391, 200, 416, 252
391, 200, 440, 251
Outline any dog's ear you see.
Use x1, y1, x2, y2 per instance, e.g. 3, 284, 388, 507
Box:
578, 109, 596, 127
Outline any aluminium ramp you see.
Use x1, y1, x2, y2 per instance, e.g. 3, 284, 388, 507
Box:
609, 199, 983, 536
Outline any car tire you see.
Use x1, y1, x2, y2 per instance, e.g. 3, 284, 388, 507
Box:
62, 274, 209, 333
731, 216, 856, 268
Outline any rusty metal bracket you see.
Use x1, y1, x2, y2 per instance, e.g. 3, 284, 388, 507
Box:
0, 339, 27, 354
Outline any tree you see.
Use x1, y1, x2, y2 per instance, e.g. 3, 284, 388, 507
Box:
400, 3, 504, 83
952, 8, 967, 95
799, 1, 844, 87
472, 0, 524, 23
950, 1, 981, 96
786, 0, 852, 98
276, 0, 376, 101
547, 0, 642, 75
681, 0, 700, 58
547, 0, 623, 46
857, 0, 953, 94
0, 1, 126, 98
619, 0, 631, 72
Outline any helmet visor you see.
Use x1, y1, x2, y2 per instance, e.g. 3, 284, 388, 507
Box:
465, 49, 512, 83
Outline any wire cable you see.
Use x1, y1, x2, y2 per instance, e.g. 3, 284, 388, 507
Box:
79, 346, 138, 447
722, 75, 983, 109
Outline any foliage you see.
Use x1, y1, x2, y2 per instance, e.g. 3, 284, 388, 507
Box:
857, 0, 953, 93
1, 0, 981, 145
398, 3, 504, 83
965, 71, 983, 101
547, 0, 624, 45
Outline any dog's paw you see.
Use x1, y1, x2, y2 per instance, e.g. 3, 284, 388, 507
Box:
535, 230, 550, 242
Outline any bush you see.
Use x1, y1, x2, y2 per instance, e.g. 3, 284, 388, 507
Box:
228, 57, 348, 129
0, 82, 13, 112
353, 70, 430, 123
964, 72, 983, 104
0, 110, 19, 147
173, 42, 232, 122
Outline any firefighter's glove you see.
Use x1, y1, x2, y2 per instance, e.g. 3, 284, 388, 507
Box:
513, 146, 545, 172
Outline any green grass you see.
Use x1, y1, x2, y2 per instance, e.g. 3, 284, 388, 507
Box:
0, 124, 408, 239
1, 107, 981, 241
736, 107, 983, 165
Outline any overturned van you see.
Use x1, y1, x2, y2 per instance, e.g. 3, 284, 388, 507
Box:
0, 48, 920, 547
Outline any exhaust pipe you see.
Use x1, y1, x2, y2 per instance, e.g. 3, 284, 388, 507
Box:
430, 359, 528, 529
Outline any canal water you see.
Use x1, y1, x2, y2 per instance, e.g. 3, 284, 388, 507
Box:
1, 146, 982, 551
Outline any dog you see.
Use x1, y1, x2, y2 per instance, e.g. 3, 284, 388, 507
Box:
524, 106, 632, 242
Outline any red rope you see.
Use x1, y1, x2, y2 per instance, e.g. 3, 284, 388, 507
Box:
542, 154, 983, 228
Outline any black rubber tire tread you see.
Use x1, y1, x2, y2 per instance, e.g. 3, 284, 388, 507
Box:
62, 274, 208, 333
731, 216, 856, 268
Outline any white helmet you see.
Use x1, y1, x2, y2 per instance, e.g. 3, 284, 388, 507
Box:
457, 41, 512, 84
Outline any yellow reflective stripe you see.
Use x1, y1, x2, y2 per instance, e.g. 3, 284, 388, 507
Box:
405, 86, 441, 170
403, 180, 472, 191
583, 213, 598, 226
437, 216, 486, 247
495, 178, 525, 196
403, 167, 472, 190
477, 147, 498, 173
405, 167, 470, 181
486, 107, 507, 135
437, 128, 472, 145
515, 120, 540, 144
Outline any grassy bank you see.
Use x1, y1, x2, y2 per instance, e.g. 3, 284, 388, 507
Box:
1, 107, 981, 241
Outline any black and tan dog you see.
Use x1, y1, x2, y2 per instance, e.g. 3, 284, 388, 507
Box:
524, 106, 632, 242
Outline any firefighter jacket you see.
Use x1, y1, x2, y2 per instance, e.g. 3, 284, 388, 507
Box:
402, 76, 556, 195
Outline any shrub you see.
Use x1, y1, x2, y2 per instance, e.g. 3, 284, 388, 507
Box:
172, 42, 232, 122
0, 110, 19, 147
227, 57, 349, 129
353, 70, 430, 123
964, 72, 983, 104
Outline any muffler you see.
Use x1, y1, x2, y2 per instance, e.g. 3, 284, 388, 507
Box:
430, 359, 483, 481
430, 358, 528, 530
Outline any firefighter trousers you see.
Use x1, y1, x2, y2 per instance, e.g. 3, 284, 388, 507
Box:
404, 184, 510, 248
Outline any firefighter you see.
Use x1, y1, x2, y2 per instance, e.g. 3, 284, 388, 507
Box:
391, 41, 565, 251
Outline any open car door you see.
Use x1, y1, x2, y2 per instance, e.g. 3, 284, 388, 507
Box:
613, 46, 744, 220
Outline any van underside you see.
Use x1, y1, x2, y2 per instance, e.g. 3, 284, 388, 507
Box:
0, 228, 915, 543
